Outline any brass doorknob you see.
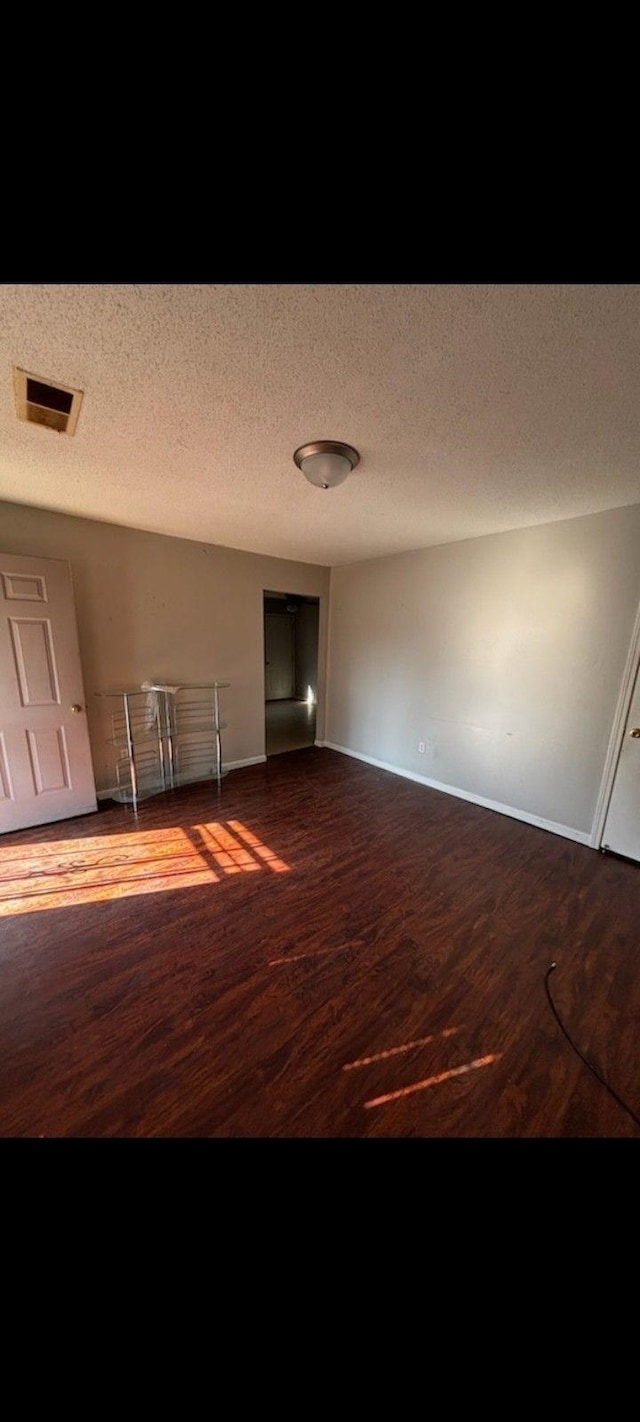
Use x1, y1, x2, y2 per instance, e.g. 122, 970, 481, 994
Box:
70, 704, 84, 714
631, 728, 640, 738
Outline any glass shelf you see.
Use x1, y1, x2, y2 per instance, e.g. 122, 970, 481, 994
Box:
97, 681, 229, 810
107, 734, 163, 749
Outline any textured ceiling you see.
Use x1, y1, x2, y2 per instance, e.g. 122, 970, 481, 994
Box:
1, 283, 639, 567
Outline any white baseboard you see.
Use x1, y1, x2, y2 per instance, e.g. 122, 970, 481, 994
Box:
225, 755, 267, 770
322, 741, 593, 847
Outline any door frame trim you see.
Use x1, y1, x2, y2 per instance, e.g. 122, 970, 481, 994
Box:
264, 609, 296, 701
591, 591, 640, 848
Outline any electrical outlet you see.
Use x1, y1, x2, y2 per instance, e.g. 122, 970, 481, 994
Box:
418, 741, 425, 754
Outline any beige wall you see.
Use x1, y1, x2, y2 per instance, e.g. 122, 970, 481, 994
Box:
4, 496, 639, 835
0, 501, 330, 793
326, 505, 640, 836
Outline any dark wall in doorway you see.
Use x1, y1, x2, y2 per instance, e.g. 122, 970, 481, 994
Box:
264, 593, 319, 702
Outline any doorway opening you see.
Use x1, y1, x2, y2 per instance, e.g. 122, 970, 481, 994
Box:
263, 591, 320, 755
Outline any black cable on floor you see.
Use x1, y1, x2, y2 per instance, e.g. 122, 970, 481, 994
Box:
545, 963, 640, 1132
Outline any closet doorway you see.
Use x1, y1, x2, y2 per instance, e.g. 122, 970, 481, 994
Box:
263, 591, 320, 755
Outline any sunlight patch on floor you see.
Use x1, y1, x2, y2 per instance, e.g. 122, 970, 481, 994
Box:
269, 943, 353, 966
343, 1026, 463, 1071
363, 1053, 502, 1109
226, 821, 290, 873
0, 818, 290, 916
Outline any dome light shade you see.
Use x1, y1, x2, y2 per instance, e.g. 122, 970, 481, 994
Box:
294, 440, 360, 490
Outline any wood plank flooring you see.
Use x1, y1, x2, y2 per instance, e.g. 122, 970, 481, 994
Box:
1, 747, 639, 1138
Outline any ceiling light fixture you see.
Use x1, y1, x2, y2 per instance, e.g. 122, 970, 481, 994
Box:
294, 440, 360, 490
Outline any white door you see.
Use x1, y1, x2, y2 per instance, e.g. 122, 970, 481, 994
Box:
264, 613, 295, 700
602, 661, 640, 862
0, 552, 97, 833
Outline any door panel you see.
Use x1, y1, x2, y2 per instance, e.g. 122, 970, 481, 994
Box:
9, 615, 61, 703
0, 552, 97, 832
602, 661, 640, 862
264, 613, 295, 700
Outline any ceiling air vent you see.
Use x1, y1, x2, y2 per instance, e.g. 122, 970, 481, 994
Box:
13, 367, 84, 435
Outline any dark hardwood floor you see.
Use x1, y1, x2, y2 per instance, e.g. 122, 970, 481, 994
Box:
1, 747, 639, 1138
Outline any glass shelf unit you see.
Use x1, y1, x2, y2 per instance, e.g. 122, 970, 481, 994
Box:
149, 682, 229, 795
96, 682, 229, 810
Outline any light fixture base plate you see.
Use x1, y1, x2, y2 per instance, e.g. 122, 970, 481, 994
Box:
293, 440, 360, 471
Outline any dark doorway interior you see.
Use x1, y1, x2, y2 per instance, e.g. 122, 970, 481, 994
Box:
264, 591, 320, 755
